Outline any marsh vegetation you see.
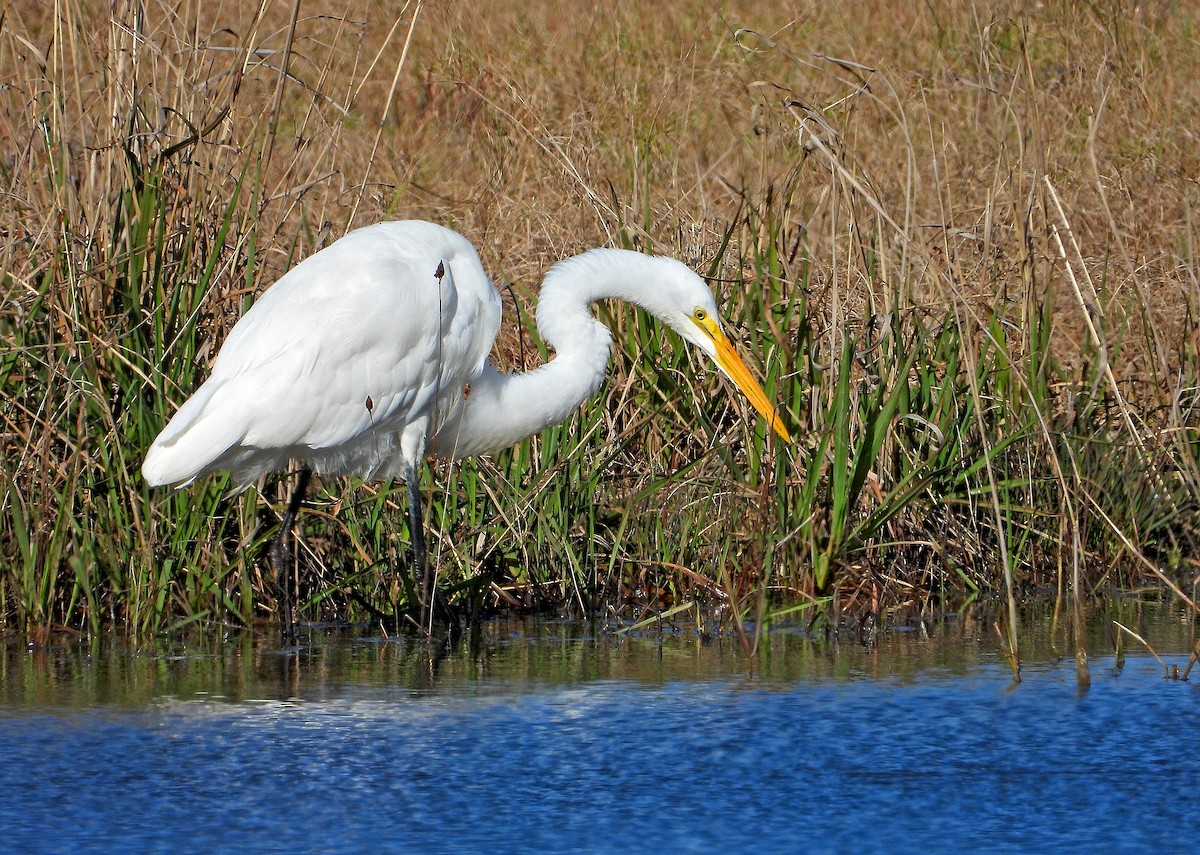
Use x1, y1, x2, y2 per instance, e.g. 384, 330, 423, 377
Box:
2, 1, 1198, 644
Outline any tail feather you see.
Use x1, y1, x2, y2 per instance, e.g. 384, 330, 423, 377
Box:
142, 380, 246, 487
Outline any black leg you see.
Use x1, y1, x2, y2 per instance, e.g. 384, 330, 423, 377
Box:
270, 467, 311, 645
403, 462, 432, 627
403, 462, 458, 635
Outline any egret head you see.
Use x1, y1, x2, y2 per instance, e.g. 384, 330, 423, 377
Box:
645, 257, 791, 444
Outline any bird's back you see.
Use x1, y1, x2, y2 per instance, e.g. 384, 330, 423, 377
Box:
142, 221, 502, 489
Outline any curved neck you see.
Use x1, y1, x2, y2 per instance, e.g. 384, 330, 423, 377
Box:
430, 249, 656, 460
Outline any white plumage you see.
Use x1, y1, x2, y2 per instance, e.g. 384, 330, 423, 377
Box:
144, 221, 500, 489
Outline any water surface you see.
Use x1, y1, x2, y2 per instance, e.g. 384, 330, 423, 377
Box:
2, 606, 1197, 853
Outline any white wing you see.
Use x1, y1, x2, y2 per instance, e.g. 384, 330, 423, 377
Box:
143, 222, 502, 487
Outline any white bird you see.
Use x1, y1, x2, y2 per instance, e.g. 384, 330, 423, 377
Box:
142, 220, 790, 633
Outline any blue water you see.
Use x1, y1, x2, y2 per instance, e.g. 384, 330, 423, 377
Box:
2, 621, 1198, 853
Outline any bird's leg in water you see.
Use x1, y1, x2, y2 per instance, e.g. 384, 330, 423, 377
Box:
403, 463, 434, 628
403, 463, 457, 634
270, 467, 312, 644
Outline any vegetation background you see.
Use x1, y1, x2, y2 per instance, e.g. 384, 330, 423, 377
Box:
2, 0, 1197, 644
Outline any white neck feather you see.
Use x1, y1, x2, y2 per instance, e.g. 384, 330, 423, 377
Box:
430, 249, 668, 460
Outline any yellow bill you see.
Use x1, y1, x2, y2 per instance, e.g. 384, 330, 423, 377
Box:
702, 321, 792, 443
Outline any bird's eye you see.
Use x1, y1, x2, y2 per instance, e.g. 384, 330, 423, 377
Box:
693, 308, 708, 322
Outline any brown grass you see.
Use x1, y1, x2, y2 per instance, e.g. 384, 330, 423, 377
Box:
7, 1, 1198, 358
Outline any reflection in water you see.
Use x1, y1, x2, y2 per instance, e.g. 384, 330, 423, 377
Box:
3, 599, 1195, 706
1, 604, 1197, 854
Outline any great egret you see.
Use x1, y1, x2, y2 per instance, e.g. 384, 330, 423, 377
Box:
142, 220, 790, 633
